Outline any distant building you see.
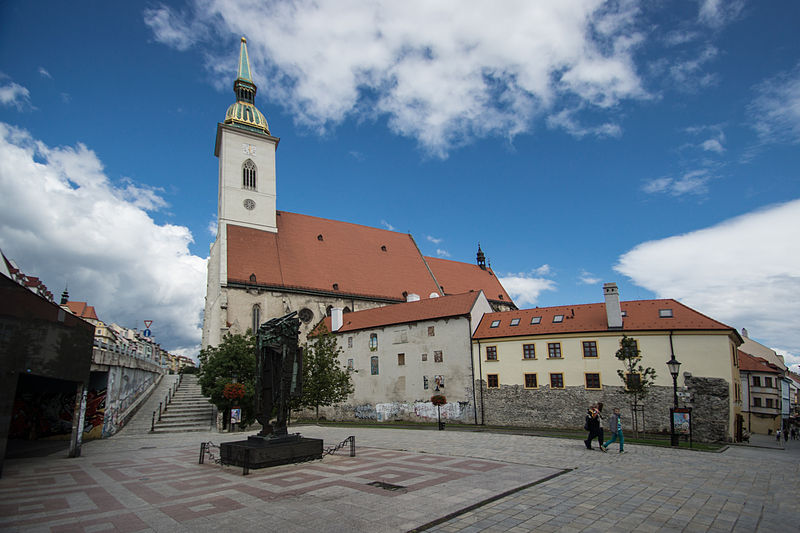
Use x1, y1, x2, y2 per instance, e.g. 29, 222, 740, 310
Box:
202, 38, 514, 351
471, 283, 744, 442
314, 291, 492, 423
739, 351, 783, 435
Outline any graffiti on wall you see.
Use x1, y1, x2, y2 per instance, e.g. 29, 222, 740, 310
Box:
102, 367, 157, 437
354, 404, 377, 420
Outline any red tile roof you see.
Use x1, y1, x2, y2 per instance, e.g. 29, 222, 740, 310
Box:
65, 301, 99, 321
738, 351, 782, 374
317, 291, 483, 333
227, 212, 514, 305
473, 299, 738, 339
424, 256, 511, 304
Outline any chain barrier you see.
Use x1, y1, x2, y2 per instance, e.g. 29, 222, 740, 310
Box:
199, 441, 222, 464
198, 435, 355, 472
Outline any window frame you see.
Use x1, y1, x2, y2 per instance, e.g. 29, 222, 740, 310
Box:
510, 318, 520, 326
659, 308, 673, 318
522, 343, 536, 360
433, 350, 443, 363
369, 333, 378, 351
530, 316, 542, 324
242, 159, 257, 190
490, 320, 501, 328
547, 342, 562, 359
487, 374, 499, 389
397, 353, 405, 366
582, 340, 598, 358
553, 315, 564, 323
625, 372, 642, 390
549, 373, 564, 389
585, 372, 602, 390
486, 346, 498, 361
752, 376, 761, 387
524, 373, 538, 389
428, 326, 435, 336
370, 355, 379, 375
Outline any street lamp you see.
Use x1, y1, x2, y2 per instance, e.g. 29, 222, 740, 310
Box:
667, 354, 681, 446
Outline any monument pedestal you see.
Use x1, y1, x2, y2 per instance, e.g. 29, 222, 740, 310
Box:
219, 435, 323, 469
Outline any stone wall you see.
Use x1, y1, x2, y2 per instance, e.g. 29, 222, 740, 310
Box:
475, 373, 731, 442
297, 399, 476, 424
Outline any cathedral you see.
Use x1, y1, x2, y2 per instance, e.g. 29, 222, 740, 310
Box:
202, 39, 515, 348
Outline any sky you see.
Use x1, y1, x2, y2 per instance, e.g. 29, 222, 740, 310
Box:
0, 1, 798, 370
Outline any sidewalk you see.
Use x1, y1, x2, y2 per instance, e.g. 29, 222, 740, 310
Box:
1, 423, 797, 532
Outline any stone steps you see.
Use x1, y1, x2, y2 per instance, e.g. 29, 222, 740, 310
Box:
151, 375, 215, 433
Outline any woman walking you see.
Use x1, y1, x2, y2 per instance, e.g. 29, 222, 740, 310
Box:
601, 407, 625, 453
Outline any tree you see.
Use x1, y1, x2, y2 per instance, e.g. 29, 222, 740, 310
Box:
198, 331, 257, 427
299, 325, 353, 419
615, 335, 657, 437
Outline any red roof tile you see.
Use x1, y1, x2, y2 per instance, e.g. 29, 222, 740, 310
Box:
318, 291, 483, 333
473, 299, 737, 339
65, 301, 99, 320
738, 351, 782, 373
227, 212, 513, 304
424, 256, 512, 304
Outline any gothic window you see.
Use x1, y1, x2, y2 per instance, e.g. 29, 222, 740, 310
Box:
243, 159, 257, 190
369, 333, 378, 351
370, 356, 379, 375
252, 304, 260, 333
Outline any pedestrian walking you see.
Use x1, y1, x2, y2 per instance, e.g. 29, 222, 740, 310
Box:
583, 402, 604, 450
791, 427, 797, 440
602, 407, 624, 453
776, 429, 781, 443
784, 428, 789, 443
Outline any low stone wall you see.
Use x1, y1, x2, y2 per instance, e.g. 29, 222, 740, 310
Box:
475, 374, 731, 442
296, 400, 476, 424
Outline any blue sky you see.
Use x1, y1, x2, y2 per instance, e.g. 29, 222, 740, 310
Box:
1, 1, 798, 369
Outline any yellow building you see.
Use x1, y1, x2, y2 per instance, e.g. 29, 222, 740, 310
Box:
471, 283, 743, 442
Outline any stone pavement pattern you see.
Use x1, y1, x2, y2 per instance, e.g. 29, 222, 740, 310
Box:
1, 423, 798, 532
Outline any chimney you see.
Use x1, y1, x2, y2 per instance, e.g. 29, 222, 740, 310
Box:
603, 282, 623, 329
331, 307, 343, 332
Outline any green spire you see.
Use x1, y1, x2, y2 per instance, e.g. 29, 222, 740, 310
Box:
237, 37, 253, 83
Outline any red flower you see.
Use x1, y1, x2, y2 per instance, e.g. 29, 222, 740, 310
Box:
223, 382, 246, 400
430, 394, 447, 406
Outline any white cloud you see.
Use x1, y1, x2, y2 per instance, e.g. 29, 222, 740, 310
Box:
380, 219, 395, 231
435, 249, 451, 258
498, 272, 557, 308
749, 63, 800, 145
700, 138, 724, 153
0, 123, 206, 355
143, 6, 197, 51
534, 264, 552, 276
698, 0, 745, 28
0, 81, 31, 111
208, 217, 218, 236
38, 67, 52, 79
642, 169, 713, 196
579, 270, 601, 285
146, 0, 647, 155
546, 108, 622, 139
668, 45, 719, 91
426, 235, 443, 244
615, 198, 800, 358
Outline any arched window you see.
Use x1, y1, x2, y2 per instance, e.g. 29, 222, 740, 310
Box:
252, 304, 261, 333
243, 159, 257, 190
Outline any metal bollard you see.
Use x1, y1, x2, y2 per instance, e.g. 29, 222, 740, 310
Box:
164, 395, 168, 412
151, 411, 155, 432
158, 402, 163, 421
349, 436, 356, 457
199, 442, 206, 464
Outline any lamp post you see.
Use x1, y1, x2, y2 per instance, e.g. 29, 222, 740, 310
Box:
667, 354, 681, 446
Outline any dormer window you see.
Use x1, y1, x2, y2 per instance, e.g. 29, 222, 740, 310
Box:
242, 159, 256, 190
553, 315, 564, 323
659, 308, 673, 318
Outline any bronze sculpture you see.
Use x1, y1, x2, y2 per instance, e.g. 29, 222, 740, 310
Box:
254, 311, 303, 439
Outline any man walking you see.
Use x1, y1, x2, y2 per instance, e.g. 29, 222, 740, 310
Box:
601, 407, 624, 453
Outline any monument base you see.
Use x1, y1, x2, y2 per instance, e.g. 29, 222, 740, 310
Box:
219, 435, 323, 469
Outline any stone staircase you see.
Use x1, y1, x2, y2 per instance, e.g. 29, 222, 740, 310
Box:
152, 374, 215, 433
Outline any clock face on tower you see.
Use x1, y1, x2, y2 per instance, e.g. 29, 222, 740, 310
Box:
243, 199, 256, 210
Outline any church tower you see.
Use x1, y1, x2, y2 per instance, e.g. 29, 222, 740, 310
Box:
214, 37, 279, 235
204, 37, 279, 349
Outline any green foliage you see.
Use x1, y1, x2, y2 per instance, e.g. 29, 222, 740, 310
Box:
179, 365, 198, 374
615, 335, 657, 402
198, 331, 257, 426
299, 325, 354, 418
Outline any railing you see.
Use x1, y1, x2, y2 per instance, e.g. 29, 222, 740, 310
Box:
150, 375, 182, 432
